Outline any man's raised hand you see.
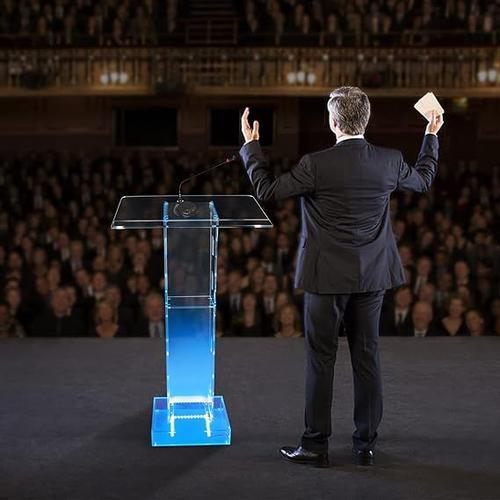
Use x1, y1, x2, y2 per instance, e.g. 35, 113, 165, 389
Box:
241, 107, 260, 144
425, 110, 444, 135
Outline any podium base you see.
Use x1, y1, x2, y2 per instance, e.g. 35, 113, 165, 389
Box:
151, 396, 231, 447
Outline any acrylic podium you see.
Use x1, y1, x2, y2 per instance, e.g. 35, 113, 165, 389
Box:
111, 195, 272, 446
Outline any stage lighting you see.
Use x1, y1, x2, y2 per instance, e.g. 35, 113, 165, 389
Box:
487, 69, 497, 83
477, 70, 487, 83
307, 73, 317, 85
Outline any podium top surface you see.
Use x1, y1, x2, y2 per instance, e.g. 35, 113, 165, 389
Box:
111, 195, 273, 229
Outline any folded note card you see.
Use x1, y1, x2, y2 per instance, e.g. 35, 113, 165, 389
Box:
414, 92, 444, 121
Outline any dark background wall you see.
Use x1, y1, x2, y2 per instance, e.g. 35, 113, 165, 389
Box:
0, 95, 498, 168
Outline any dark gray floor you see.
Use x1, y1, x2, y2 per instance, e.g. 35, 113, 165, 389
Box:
1, 338, 500, 500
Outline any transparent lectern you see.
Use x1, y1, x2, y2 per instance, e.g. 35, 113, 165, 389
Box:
111, 195, 272, 446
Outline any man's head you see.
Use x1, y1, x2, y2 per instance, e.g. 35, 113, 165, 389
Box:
412, 301, 433, 331
394, 286, 412, 309
327, 86, 371, 137
50, 288, 70, 317
144, 292, 163, 323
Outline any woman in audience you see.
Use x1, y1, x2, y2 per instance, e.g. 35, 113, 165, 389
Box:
0, 301, 25, 338
437, 295, 470, 336
465, 308, 486, 336
92, 299, 126, 338
233, 291, 263, 337
274, 303, 302, 338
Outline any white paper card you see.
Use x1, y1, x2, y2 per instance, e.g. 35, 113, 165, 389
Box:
414, 92, 444, 121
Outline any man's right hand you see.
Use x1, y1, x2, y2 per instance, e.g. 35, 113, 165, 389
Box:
425, 110, 444, 135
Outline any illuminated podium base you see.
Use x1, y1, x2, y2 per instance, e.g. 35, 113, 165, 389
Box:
151, 396, 231, 447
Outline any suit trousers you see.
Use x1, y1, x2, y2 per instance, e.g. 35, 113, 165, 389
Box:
301, 290, 385, 453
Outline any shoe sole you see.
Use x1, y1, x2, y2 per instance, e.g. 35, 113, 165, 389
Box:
280, 452, 330, 468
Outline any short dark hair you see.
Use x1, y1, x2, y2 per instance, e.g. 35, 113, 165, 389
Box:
327, 86, 371, 135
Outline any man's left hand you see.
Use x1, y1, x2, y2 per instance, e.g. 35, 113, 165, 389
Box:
241, 107, 260, 144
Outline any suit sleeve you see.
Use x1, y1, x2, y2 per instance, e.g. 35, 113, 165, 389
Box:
397, 134, 439, 192
239, 140, 315, 202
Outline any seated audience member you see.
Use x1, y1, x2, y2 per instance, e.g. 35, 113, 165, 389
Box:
276, 291, 292, 311
274, 304, 302, 338
4, 285, 31, 334
104, 284, 136, 333
418, 282, 436, 306
218, 269, 244, 334
380, 286, 413, 335
406, 301, 441, 337
92, 299, 126, 338
31, 287, 86, 337
436, 295, 470, 336
135, 292, 164, 338
261, 274, 279, 336
435, 271, 453, 317
0, 301, 25, 338
412, 256, 434, 296
494, 318, 500, 337
233, 292, 263, 337
490, 298, 500, 333
465, 308, 486, 337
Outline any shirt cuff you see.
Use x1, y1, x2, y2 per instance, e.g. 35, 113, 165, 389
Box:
425, 132, 437, 136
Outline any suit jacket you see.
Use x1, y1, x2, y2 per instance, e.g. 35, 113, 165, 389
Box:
239, 135, 439, 294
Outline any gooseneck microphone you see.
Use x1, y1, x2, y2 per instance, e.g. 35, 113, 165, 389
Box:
173, 155, 238, 217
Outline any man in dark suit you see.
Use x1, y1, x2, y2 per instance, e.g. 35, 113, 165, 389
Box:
239, 86, 443, 467
380, 285, 414, 336
401, 300, 444, 337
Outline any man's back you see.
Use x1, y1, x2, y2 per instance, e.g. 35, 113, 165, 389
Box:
240, 134, 439, 294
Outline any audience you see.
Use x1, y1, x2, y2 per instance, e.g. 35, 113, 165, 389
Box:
0, 0, 179, 46
1, 0, 498, 47
0, 148, 498, 339
238, 0, 500, 46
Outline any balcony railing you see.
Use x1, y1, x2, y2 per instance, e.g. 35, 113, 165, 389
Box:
0, 46, 498, 95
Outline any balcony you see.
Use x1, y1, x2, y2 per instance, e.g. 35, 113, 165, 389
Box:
0, 46, 498, 97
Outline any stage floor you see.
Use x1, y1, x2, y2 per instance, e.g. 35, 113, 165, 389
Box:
1, 338, 499, 500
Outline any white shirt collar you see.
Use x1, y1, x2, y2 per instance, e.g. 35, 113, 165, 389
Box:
336, 134, 365, 144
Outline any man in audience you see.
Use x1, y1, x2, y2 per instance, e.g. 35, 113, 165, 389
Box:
135, 292, 165, 338
412, 256, 434, 296
380, 286, 413, 336
219, 270, 244, 335
261, 273, 279, 336
405, 300, 441, 337
31, 287, 86, 336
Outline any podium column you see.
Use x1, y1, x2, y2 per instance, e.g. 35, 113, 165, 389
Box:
151, 201, 231, 446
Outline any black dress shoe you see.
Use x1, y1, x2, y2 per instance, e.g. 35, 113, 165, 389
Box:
279, 446, 329, 468
352, 448, 374, 466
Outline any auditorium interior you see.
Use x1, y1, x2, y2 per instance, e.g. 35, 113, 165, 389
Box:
0, 1, 499, 499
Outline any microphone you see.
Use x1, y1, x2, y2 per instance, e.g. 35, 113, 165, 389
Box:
173, 155, 238, 218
